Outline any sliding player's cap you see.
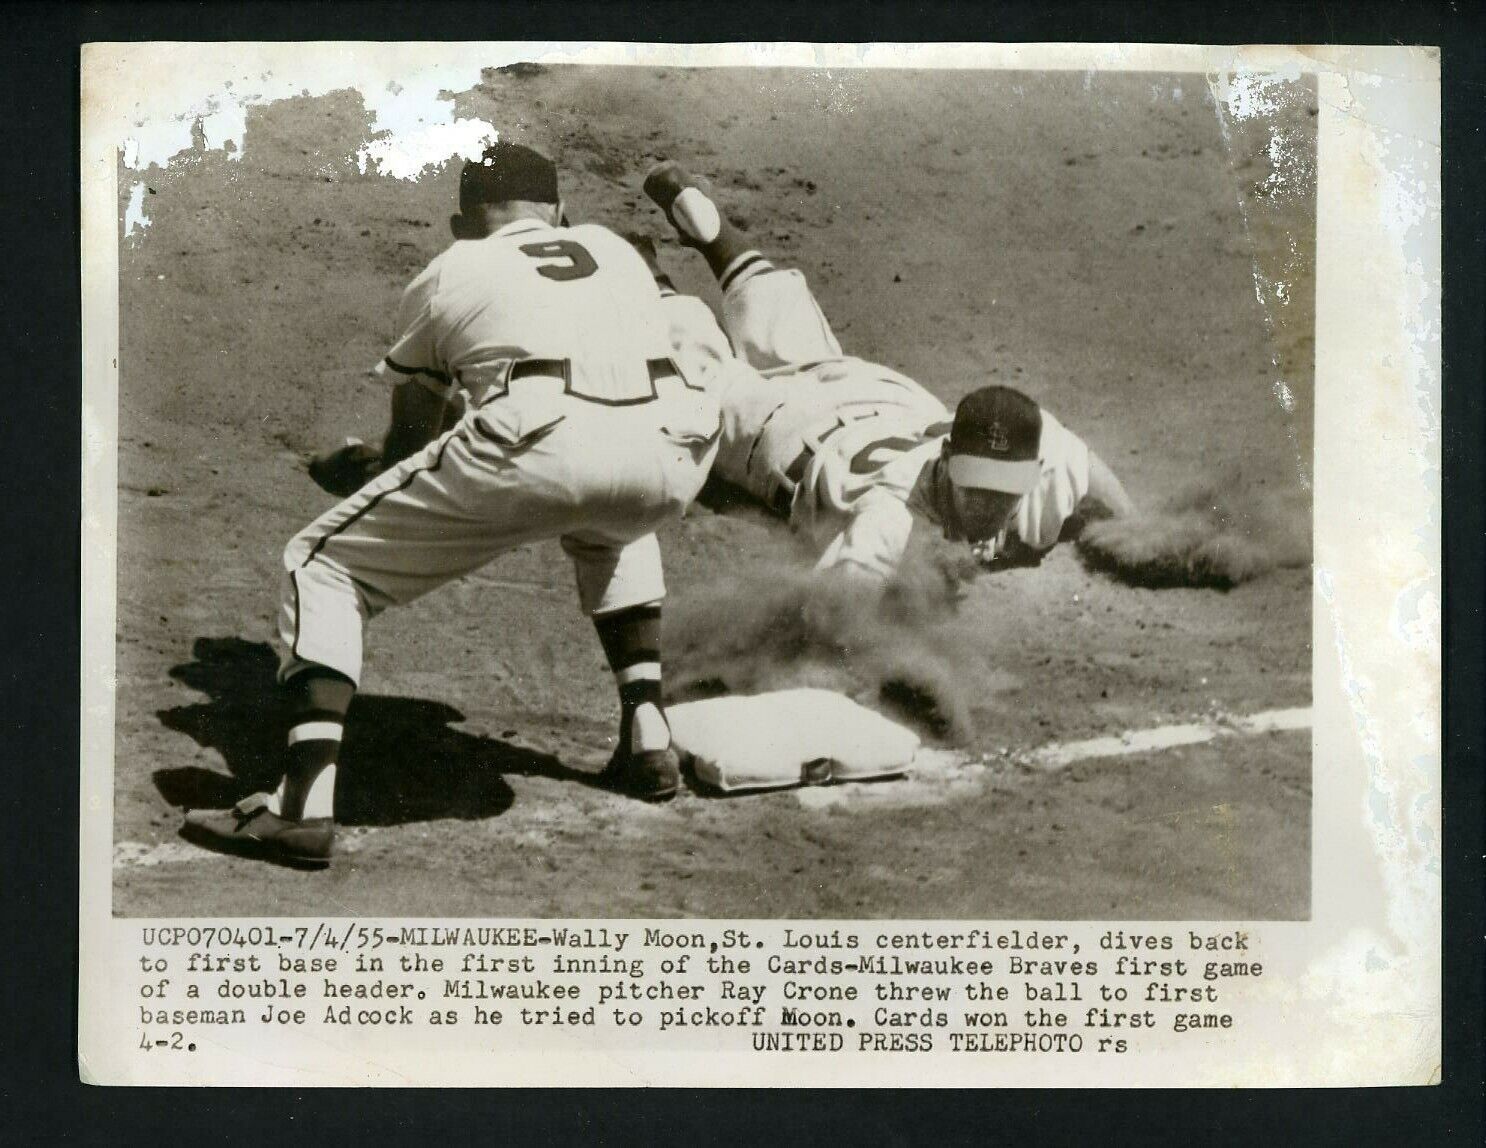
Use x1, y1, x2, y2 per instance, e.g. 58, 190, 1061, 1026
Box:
459, 142, 560, 213
946, 385, 1042, 495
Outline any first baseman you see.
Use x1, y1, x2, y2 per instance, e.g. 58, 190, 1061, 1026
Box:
642, 161, 1136, 581
184, 144, 721, 867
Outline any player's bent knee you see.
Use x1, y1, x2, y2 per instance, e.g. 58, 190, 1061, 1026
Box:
570, 536, 666, 617
591, 596, 664, 619
282, 533, 314, 572
280, 559, 371, 683
277, 654, 361, 692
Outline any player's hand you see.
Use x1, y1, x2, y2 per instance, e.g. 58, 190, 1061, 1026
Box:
307, 438, 383, 498
974, 536, 1046, 570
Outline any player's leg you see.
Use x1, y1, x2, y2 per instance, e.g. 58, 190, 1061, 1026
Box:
562, 532, 680, 801
181, 565, 364, 866
594, 598, 671, 767
183, 431, 549, 862
643, 162, 757, 284
275, 666, 353, 820
644, 161, 843, 371
276, 436, 505, 832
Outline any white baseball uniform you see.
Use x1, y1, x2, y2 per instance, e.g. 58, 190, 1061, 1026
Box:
665, 264, 1091, 579
280, 219, 720, 686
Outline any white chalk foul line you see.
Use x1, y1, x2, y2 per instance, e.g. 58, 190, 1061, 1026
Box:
114, 840, 211, 869
796, 705, 1311, 809
115, 706, 1312, 867
113, 828, 371, 871
1026, 706, 1312, 771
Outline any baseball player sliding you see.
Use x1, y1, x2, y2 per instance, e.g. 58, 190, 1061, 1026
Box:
643, 161, 1136, 581
184, 144, 721, 867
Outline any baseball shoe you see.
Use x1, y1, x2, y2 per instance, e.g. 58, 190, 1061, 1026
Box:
597, 745, 681, 802
181, 792, 335, 869
643, 161, 722, 247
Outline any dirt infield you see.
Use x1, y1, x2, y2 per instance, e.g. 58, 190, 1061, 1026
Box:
111, 66, 1314, 919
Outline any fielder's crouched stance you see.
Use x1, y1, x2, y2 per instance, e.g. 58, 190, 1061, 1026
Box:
184, 144, 719, 867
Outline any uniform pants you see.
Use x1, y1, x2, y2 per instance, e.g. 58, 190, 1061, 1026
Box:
664, 265, 843, 382
279, 382, 719, 686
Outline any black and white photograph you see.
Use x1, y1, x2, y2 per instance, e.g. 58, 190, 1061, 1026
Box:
71, 38, 1448, 1090
101, 56, 1319, 920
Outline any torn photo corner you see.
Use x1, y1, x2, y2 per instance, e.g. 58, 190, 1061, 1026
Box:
80, 42, 1439, 1087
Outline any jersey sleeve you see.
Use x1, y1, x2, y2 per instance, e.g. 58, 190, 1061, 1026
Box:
371, 260, 452, 395
813, 493, 915, 581
1011, 410, 1092, 551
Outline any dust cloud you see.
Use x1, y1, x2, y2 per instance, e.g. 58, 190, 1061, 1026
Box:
666, 543, 988, 742
1077, 467, 1309, 589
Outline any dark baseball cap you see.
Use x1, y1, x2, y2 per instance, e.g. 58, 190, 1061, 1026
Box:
459, 142, 560, 213
946, 385, 1042, 494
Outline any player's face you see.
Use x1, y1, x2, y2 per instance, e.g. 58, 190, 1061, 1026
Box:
948, 482, 1019, 544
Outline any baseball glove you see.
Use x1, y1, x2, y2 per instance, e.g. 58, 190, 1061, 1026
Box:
308, 438, 383, 498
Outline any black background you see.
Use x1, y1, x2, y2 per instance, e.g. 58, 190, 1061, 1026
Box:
3, 2, 1480, 1142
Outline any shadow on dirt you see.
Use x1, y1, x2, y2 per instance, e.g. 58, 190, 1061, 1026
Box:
154, 637, 595, 827
692, 473, 779, 523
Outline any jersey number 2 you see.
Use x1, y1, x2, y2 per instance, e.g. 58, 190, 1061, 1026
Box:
520, 240, 598, 282
849, 422, 951, 474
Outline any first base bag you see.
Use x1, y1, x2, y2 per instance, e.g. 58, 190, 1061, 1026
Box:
667, 688, 920, 793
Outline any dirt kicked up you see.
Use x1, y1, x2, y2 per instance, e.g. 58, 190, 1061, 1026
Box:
111, 66, 1313, 919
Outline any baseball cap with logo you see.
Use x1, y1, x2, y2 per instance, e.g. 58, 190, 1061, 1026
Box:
459, 142, 560, 214
946, 385, 1043, 495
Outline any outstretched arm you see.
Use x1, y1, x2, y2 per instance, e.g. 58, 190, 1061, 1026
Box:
814, 496, 914, 583
1084, 449, 1136, 518
381, 378, 455, 468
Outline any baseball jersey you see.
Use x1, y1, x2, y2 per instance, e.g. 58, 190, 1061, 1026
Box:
373, 219, 677, 406
713, 359, 1094, 578
802, 398, 1093, 579
995, 410, 1091, 555
663, 272, 1096, 579
711, 356, 952, 578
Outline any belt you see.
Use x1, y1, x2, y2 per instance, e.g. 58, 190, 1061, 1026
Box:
472, 356, 687, 409
507, 357, 682, 385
